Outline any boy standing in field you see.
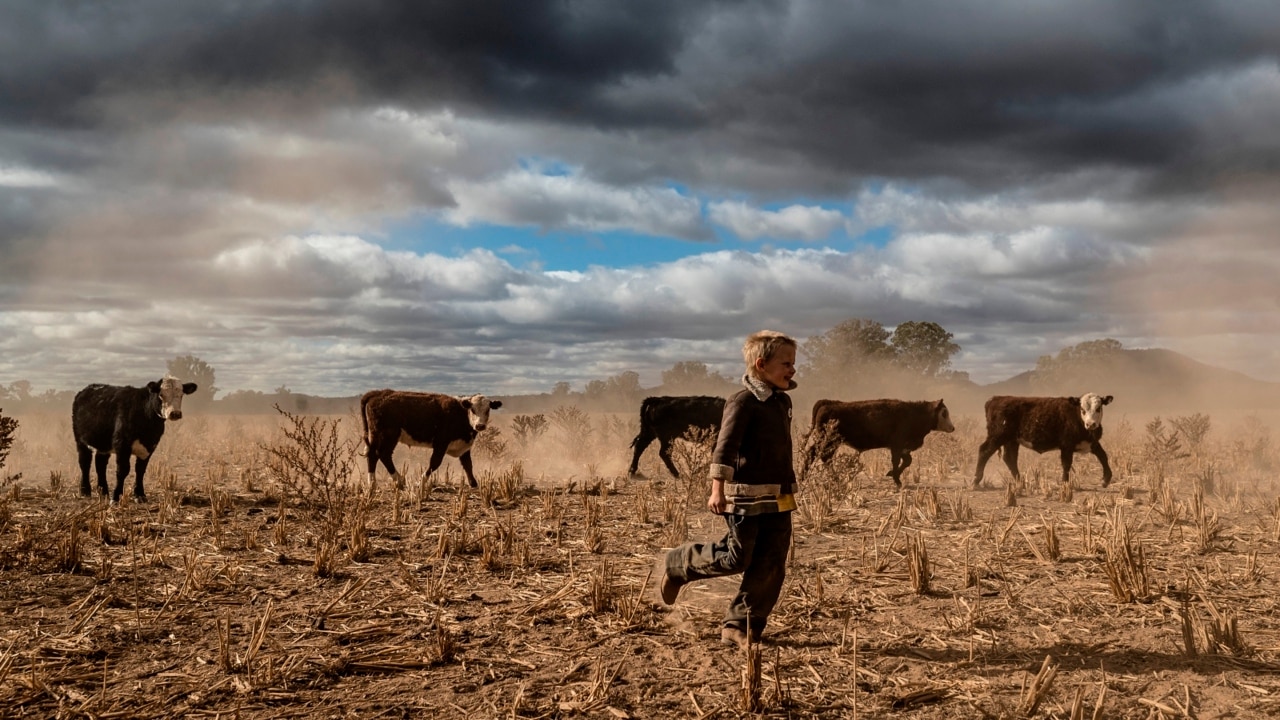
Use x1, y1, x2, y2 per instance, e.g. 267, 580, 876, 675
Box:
658, 330, 798, 647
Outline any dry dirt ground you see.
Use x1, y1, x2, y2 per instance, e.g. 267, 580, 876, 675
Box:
3, 409, 1280, 719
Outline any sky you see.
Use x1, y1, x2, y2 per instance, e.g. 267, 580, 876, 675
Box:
3, 1, 1280, 397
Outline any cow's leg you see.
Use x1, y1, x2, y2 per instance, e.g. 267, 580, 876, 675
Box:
133, 456, 150, 503
376, 440, 404, 490
973, 436, 1001, 487
112, 451, 132, 504
897, 450, 914, 488
1058, 447, 1074, 485
77, 444, 94, 497
94, 451, 110, 498
657, 438, 681, 478
1092, 443, 1113, 488
887, 449, 904, 488
628, 428, 657, 478
425, 446, 448, 488
366, 440, 381, 493
1001, 443, 1021, 482
458, 450, 479, 488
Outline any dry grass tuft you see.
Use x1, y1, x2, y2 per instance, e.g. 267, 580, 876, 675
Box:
907, 533, 930, 595
1102, 513, 1149, 603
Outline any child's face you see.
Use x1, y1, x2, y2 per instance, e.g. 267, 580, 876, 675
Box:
755, 344, 796, 390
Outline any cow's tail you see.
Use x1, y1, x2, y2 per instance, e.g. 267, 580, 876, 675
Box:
629, 397, 662, 449
357, 393, 374, 456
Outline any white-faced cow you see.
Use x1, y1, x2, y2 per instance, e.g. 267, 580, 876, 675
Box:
805, 399, 956, 488
360, 389, 502, 491
974, 393, 1114, 488
73, 375, 198, 503
627, 395, 726, 478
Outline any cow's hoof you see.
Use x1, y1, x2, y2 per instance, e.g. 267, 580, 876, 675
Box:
80, 488, 92, 498
1101, 478, 1112, 489
134, 494, 148, 503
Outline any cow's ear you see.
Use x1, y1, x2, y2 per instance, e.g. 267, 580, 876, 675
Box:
183, 383, 198, 395
1102, 395, 1114, 405
1068, 396, 1079, 407
460, 398, 472, 409
490, 400, 502, 410
148, 380, 162, 393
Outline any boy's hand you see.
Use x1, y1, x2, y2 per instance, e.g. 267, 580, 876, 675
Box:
707, 481, 727, 514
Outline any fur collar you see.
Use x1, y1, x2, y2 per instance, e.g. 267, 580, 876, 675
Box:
741, 373, 797, 401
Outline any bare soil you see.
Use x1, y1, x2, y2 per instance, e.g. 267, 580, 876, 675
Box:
3, 410, 1280, 718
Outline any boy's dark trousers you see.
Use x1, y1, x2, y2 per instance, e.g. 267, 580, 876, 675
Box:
665, 511, 793, 634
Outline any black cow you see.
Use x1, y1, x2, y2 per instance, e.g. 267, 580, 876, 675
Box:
805, 399, 955, 488
361, 389, 502, 490
73, 376, 197, 503
627, 395, 726, 478
974, 393, 1114, 488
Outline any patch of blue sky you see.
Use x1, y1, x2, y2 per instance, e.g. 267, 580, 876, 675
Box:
381, 217, 721, 271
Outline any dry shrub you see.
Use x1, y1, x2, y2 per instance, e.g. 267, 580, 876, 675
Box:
262, 405, 357, 516
470, 426, 509, 463
510, 414, 548, 449
0, 408, 19, 488
671, 425, 716, 485
549, 405, 594, 463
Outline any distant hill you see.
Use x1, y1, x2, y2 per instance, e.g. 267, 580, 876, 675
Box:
980, 348, 1280, 415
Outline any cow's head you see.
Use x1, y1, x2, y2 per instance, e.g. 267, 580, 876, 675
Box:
934, 399, 956, 433
458, 394, 502, 432
148, 375, 198, 420
1072, 393, 1113, 431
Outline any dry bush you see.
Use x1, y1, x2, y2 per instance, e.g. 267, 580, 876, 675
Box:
510, 414, 548, 449
1230, 415, 1274, 471
262, 405, 358, 516
0, 408, 19, 488
549, 405, 594, 463
670, 425, 716, 483
471, 426, 509, 463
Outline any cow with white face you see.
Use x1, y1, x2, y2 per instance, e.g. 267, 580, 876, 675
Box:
360, 389, 503, 491
73, 375, 198, 503
974, 393, 1115, 488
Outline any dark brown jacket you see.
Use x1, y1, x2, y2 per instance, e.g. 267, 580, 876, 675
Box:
710, 383, 796, 515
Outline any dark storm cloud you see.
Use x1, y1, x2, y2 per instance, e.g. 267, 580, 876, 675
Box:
0, 0, 712, 127
7, 0, 1277, 194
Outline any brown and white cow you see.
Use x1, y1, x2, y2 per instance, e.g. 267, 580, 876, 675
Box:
805, 398, 955, 488
973, 393, 1114, 488
360, 389, 502, 490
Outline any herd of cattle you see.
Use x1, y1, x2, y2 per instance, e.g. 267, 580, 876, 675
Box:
69, 376, 1116, 504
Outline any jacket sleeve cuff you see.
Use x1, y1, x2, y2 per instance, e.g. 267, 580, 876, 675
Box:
709, 463, 735, 482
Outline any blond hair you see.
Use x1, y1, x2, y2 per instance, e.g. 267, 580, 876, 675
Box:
742, 330, 797, 377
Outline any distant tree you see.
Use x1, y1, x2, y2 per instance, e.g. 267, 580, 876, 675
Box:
166, 355, 218, 407
889, 321, 961, 377
1034, 339, 1124, 389
551, 381, 571, 399
661, 361, 732, 392
6, 381, 32, 403
800, 318, 893, 387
